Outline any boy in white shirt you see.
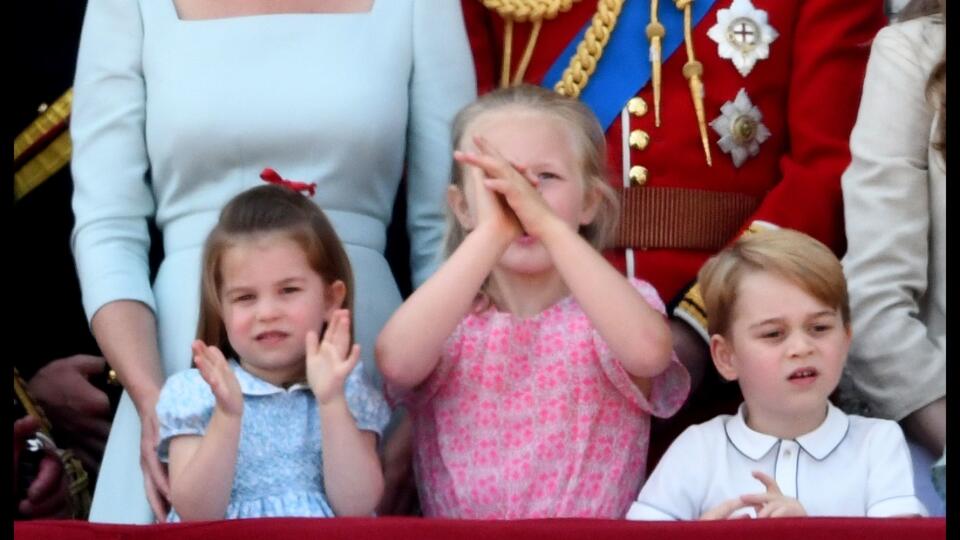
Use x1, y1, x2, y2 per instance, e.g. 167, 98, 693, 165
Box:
627, 229, 926, 520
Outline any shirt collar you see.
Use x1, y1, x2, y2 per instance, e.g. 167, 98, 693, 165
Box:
796, 403, 850, 460
725, 403, 779, 460
229, 360, 311, 396
724, 402, 850, 461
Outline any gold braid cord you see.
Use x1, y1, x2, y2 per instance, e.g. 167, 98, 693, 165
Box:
553, 0, 625, 98
483, 0, 582, 87
482, 0, 579, 22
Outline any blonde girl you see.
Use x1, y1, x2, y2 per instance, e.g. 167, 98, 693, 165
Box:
377, 85, 690, 518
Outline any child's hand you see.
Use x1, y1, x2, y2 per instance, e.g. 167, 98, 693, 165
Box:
193, 340, 243, 418
740, 471, 807, 518
455, 136, 555, 239
699, 497, 755, 520
306, 309, 361, 406
454, 143, 522, 241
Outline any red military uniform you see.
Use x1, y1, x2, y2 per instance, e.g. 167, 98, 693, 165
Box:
462, 0, 885, 334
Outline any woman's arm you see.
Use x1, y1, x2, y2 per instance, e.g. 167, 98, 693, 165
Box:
842, 21, 946, 441
90, 301, 169, 516
404, 0, 477, 288
72, 0, 167, 517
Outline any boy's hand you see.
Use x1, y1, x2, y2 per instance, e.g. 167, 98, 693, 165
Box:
193, 341, 243, 418
740, 471, 807, 518
306, 310, 360, 406
699, 496, 755, 520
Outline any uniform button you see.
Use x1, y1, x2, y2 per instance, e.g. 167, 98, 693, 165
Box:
627, 97, 648, 117
783, 449, 792, 458
629, 165, 649, 186
37, 102, 49, 114
629, 130, 650, 151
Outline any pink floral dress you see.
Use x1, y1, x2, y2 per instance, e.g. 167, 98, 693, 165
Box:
392, 278, 690, 518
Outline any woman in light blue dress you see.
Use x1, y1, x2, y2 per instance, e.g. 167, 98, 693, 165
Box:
70, 0, 475, 523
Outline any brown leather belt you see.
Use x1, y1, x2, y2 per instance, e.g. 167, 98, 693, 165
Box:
614, 186, 761, 251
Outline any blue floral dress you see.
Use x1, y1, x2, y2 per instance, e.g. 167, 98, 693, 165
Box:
156, 361, 390, 520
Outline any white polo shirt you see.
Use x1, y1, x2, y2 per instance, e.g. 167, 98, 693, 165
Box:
627, 403, 927, 519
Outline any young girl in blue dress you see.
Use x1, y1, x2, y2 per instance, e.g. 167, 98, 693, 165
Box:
155, 179, 390, 521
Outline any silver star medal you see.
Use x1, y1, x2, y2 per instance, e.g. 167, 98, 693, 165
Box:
707, 0, 779, 77
711, 88, 770, 168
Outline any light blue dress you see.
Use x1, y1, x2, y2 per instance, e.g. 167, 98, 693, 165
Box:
156, 361, 390, 520
70, 0, 475, 523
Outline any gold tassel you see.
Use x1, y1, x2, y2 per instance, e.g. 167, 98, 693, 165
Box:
675, 0, 712, 166
647, 0, 664, 127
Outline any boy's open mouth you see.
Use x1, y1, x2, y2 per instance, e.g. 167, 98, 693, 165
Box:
787, 367, 819, 381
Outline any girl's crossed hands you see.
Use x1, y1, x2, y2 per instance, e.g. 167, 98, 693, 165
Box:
193, 340, 243, 418
306, 309, 360, 406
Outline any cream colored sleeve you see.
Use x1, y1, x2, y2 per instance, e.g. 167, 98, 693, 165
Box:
841, 21, 945, 421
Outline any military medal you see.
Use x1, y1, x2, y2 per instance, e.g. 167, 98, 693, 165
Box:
710, 88, 770, 167
707, 0, 778, 77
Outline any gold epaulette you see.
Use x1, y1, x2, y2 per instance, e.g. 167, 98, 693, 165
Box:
14, 89, 73, 201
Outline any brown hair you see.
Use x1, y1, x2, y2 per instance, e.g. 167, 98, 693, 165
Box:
698, 229, 850, 338
196, 184, 355, 359
899, 0, 946, 158
443, 84, 619, 258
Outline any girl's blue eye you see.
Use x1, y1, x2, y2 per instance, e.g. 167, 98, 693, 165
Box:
234, 294, 254, 303
281, 287, 300, 294
537, 172, 559, 181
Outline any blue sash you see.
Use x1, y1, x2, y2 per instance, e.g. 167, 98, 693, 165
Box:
541, 0, 718, 130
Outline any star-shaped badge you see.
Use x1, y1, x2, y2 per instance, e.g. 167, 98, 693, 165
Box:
707, 0, 779, 77
710, 88, 771, 168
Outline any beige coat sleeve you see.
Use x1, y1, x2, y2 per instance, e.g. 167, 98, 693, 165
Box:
841, 17, 946, 421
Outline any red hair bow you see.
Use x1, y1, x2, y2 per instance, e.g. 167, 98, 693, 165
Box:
259, 168, 317, 197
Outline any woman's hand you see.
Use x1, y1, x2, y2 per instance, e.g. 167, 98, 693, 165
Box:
193, 341, 243, 418
138, 400, 170, 522
307, 310, 360, 406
